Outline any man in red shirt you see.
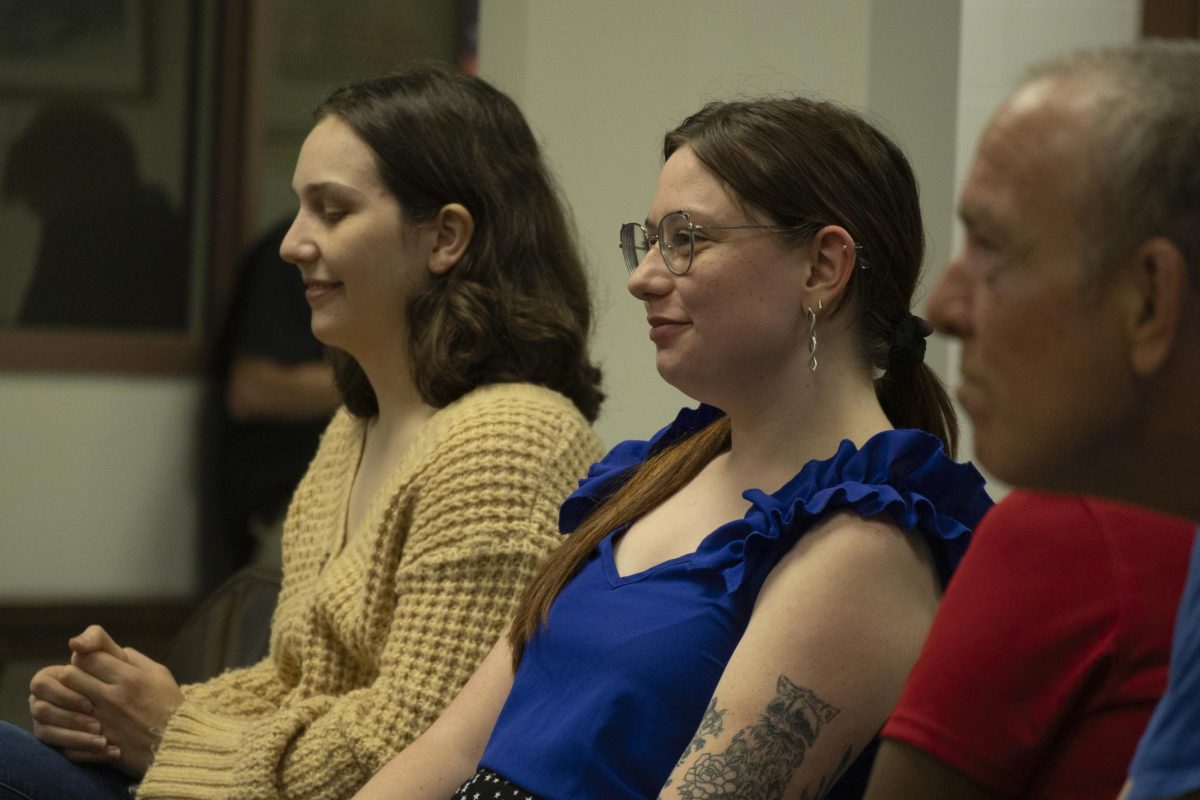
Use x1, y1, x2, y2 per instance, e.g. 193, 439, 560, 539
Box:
873, 490, 1192, 798
865, 42, 1200, 800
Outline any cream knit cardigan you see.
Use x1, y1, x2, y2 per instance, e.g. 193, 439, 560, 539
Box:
137, 383, 601, 799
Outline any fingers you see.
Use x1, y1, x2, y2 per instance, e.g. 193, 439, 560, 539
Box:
30, 719, 110, 753
63, 744, 122, 764
69, 625, 128, 661
29, 665, 94, 715
29, 693, 101, 734
57, 662, 110, 701
72, 650, 133, 685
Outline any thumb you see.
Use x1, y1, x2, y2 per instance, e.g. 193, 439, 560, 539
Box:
69, 625, 128, 662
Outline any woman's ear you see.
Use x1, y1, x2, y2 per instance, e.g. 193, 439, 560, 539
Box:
427, 203, 475, 276
804, 225, 857, 303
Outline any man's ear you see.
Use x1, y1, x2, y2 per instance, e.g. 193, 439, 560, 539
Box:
427, 203, 474, 276
1121, 237, 1187, 377
804, 225, 858, 304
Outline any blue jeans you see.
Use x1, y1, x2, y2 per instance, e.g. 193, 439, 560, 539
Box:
0, 722, 134, 800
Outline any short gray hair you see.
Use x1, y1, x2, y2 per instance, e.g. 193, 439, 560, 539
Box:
1027, 41, 1200, 286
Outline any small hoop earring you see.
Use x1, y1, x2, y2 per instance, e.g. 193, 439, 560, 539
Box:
806, 299, 822, 373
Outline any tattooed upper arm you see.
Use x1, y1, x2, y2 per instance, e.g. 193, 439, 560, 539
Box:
675, 697, 727, 767
659, 514, 941, 800
664, 676, 849, 800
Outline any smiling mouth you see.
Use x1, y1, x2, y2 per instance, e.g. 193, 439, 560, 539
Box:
304, 280, 343, 302
647, 317, 689, 343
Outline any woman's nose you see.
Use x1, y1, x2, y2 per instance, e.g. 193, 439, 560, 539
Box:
279, 214, 316, 266
627, 244, 673, 301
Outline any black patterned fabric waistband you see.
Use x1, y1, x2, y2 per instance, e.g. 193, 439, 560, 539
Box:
452, 767, 542, 800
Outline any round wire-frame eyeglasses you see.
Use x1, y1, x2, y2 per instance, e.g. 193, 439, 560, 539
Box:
619, 209, 796, 275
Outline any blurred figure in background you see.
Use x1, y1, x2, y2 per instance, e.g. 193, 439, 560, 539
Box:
200, 217, 339, 590
1, 105, 188, 330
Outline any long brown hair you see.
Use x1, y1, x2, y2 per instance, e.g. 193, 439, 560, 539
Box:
317, 65, 603, 421
509, 96, 956, 666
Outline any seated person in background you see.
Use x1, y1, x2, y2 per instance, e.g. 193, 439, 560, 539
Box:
0, 65, 604, 800
200, 217, 340, 592
863, 42, 1200, 800
353, 94, 992, 800
871, 491, 1192, 799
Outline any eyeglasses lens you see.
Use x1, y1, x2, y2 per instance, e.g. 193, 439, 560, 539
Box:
620, 223, 649, 274
660, 212, 694, 275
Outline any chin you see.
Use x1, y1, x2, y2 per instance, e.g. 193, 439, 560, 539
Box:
308, 311, 350, 347
653, 361, 702, 401
309, 324, 336, 348
653, 355, 684, 387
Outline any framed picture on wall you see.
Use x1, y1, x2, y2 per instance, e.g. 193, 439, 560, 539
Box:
0, 0, 148, 96
0, 0, 251, 374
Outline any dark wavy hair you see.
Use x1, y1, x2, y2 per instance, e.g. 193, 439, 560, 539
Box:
510, 95, 956, 666
315, 65, 603, 421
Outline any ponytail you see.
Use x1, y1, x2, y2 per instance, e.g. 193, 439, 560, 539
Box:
873, 313, 958, 457
877, 362, 958, 458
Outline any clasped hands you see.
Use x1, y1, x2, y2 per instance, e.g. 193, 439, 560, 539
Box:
27, 624, 184, 777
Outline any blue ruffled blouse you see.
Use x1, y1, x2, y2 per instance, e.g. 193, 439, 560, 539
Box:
479, 405, 992, 800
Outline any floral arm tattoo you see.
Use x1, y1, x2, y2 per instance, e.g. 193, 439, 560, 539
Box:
677, 697, 727, 765
666, 675, 841, 800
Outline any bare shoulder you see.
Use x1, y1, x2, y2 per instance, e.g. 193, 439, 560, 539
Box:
754, 509, 941, 640
773, 510, 934, 583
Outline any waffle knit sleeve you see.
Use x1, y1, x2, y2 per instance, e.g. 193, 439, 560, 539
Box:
137, 386, 601, 799
174, 658, 288, 718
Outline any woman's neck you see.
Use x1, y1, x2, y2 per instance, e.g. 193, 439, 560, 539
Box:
716, 350, 893, 495
354, 341, 437, 441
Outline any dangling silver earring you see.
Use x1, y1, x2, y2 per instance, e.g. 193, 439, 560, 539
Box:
806, 299, 822, 373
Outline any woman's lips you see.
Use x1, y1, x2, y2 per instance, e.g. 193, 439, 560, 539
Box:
647, 316, 689, 343
304, 280, 343, 303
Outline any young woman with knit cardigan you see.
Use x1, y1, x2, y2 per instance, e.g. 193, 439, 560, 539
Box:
0, 67, 604, 800
352, 97, 993, 800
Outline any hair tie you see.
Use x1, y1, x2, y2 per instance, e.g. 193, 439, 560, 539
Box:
887, 313, 931, 375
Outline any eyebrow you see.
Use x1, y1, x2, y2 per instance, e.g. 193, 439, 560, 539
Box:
644, 208, 698, 230
290, 181, 364, 201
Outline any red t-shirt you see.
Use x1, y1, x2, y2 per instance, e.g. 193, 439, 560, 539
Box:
882, 490, 1194, 799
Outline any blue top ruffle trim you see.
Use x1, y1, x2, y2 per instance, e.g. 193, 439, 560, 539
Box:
559, 404, 991, 592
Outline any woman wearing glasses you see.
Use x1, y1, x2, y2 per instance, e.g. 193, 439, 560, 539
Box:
3, 67, 604, 800
354, 96, 991, 800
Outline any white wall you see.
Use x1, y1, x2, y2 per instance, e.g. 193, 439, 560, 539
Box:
0, 375, 200, 600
